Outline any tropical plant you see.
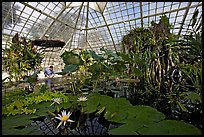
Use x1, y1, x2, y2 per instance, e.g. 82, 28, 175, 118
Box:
2, 90, 202, 135
2, 33, 44, 84
120, 12, 202, 129
165, 9, 202, 118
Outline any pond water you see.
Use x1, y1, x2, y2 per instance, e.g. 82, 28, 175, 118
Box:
31, 112, 121, 135
28, 87, 201, 135
4, 76, 201, 135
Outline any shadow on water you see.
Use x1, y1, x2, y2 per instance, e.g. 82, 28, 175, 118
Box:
22, 77, 201, 135
30, 110, 122, 135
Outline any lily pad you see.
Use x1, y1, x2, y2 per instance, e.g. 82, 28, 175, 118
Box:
2, 114, 42, 135
125, 105, 166, 122
2, 114, 34, 127
2, 125, 42, 135
108, 118, 155, 135
137, 120, 201, 135
102, 98, 132, 123
84, 94, 101, 113
28, 101, 54, 116
104, 109, 129, 123
108, 124, 138, 135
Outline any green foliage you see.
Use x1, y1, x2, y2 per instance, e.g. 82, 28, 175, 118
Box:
2, 33, 44, 82
125, 105, 166, 122
108, 122, 139, 135
2, 125, 41, 135
2, 88, 66, 117
119, 12, 202, 126
57, 64, 78, 75
2, 114, 43, 135
2, 89, 201, 135
2, 88, 27, 106
181, 92, 201, 104
73, 93, 200, 135
101, 98, 201, 135
88, 50, 104, 61
23, 70, 40, 88
2, 9, 202, 136
60, 51, 84, 65
83, 93, 101, 113
108, 118, 155, 135
137, 120, 201, 135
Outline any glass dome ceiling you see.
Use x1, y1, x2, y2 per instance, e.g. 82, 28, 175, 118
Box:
2, 2, 202, 71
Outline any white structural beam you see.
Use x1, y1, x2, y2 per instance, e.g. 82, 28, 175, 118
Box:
68, 2, 84, 50
40, 3, 73, 39
140, 2, 144, 28
178, 2, 192, 35
96, 3, 117, 52
2, 2, 15, 29
21, 2, 78, 30
59, 38, 72, 55
87, 40, 94, 50
84, 2, 89, 50
86, 3, 202, 31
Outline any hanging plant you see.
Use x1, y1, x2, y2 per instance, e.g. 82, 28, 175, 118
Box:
32, 39, 65, 48
2, 33, 44, 83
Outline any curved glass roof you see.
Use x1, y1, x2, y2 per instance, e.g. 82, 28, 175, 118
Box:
2, 2, 202, 71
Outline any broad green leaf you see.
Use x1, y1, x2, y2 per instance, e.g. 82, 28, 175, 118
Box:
89, 50, 104, 60
132, 68, 143, 77
176, 101, 187, 111
108, 118, 154, 135
61, 51, 83, 65
68, 55, 83, 65
103, 98, 132, 123
57, 64, 78, 75
83, 94, 101, 113
59, 102, 72, 110
96, 95, 113, 107
137, 123, 169, 135
118, 53, 130, 62
113, 97, 132, 105
104, 109, 129, 123
2, 114, 43, 135
126, 105, 166, 122
28, 101, 54, 116
138, 120, 201, 135
2, 114, 35, 127
108, 124, 138, 135
133, 54, 145, 66
185, 92, 201, 103
100, 47, 117, 57
2, 125, 41, 135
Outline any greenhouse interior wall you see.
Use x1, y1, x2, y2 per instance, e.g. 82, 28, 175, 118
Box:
2, 2, 202, 135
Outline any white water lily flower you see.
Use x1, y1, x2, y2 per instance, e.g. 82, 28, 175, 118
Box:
77, 96, 88, 102
50, 98, 61, 106
55, 110, 75, 128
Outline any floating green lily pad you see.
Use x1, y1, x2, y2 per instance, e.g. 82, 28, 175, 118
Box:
137, 120, 201, 135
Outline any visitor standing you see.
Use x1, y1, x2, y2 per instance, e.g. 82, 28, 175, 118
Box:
44, 66, 55, 89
